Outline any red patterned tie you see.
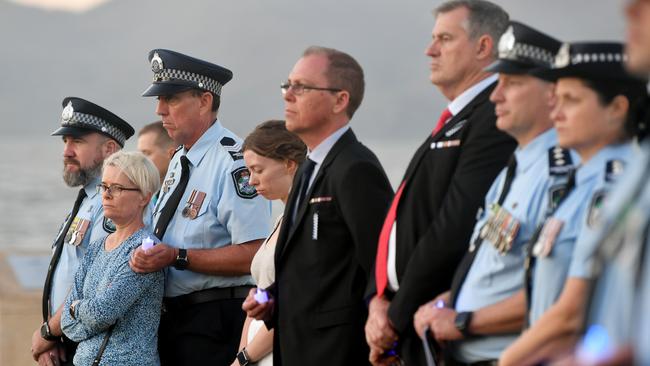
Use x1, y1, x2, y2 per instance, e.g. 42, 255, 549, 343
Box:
432, 108, 452, 136
375, 182, 406, 298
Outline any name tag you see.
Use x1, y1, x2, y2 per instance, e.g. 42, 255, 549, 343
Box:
533, 218, 564, 257
309, 196, 333, 204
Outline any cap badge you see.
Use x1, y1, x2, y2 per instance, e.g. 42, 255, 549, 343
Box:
498, 26, 516, 56
61, 101, 74, 122
555, 43, 571, 68
151, 52, 164, 74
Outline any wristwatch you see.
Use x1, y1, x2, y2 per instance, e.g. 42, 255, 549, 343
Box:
236, 348, 251, 366
454, 311, 473, 337
40, 321, 59, 341
173, 248, 189, 270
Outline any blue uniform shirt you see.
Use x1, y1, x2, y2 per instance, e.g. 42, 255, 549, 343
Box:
151, 120, 271, 297
454, 129, 572, 362
529, 143, 633, 324
577, 144, 648, 352
50, 176, 111, 315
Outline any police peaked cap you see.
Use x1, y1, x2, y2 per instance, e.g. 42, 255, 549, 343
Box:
534, 42, 647, 84
142, 49, 233, 97
486, 21, 562, 75
51, 97, 134, 147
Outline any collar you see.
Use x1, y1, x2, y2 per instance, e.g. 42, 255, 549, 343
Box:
307, 124, 350, 165
447, 74, 498, 116
184, 119, 224, 167
83, 175, 102, 199
515, 129, 558, 174
576, 142, 634, 185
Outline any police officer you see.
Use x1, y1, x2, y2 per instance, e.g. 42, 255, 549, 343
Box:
31, 97, 134, 366
129, 49, 271, 366
573, 1, 650, 364
412, 21, 574, 365
499, 42, 648, 366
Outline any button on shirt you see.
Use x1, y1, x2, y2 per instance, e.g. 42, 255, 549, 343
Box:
50, 177, 109, 315
386, 74, 498, 291
529, 143, 634, 325
453, 129, 565, 362
151, 120, 272, 297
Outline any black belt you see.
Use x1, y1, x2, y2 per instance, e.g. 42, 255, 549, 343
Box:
163, 285, 253, 311
446, 359, 498, 366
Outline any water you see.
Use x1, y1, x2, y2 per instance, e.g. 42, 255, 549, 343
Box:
0, 136, 421, 252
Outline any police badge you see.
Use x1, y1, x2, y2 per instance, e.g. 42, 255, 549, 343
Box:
231, 167, 258, 199
61, 101, 74, 122
498, 25, 516, 58
555, 43, 571, 68
587, 190, 606, 228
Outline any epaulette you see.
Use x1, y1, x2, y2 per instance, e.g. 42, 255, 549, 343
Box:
605, 159, 625, 183
548, 146, 573, 175
220, 136, 244, 161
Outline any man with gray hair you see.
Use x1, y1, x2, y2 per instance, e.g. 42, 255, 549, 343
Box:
31, 97, 134, 366
365, 1, 516, 364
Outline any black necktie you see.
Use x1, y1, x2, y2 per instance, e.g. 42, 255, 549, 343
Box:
449, 155, 517, 306
296, 158, 316, 208
523, 168, 576, 318
289, 158, 316, 227
42, 187, 87, 321
154, 156, 190, 240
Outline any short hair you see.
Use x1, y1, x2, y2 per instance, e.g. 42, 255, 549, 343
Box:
302, 46, 365, 119
190, 89, 221, 112
103, 151, 161, 198
243, 120, 307, 164
434, 0, 509, 58
138, 121, 175, 148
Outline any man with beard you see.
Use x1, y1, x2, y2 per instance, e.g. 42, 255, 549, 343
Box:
31, 97, 134, 366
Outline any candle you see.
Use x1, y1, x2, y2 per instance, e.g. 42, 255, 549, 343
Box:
142, 236, 155, 251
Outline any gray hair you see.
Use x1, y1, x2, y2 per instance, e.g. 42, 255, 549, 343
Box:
103, 151, 161, 198
434, 0, 509, 58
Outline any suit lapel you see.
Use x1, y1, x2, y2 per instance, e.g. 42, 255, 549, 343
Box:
400, 82, 496, 185
276, 129, 357, 261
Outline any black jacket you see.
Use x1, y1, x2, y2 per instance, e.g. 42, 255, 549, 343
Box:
271, 129, 393, 366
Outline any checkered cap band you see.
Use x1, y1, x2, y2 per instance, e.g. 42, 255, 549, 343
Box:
63, 112, 127, 145
500, 42, 556, 68
571, 52, 626, 65
153, 68, 223, 96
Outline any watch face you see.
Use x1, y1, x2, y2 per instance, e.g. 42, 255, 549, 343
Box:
237, 350, 249, 365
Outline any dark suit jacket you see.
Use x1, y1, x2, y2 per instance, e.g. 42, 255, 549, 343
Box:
271, 129, 393, 366
368, 82, 517, 363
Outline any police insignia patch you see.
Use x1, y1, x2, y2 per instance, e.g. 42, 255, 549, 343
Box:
231, 167, 258, 199
103, 217, 117, 233
587, 190, 606, 228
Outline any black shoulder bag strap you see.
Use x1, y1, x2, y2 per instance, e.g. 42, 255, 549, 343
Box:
92, 323, 116, 366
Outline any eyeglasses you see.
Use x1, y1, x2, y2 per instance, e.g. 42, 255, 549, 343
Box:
280, 82, 342, 96
97, 183, 140, 197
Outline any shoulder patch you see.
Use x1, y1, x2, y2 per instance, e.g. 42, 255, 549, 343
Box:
548, 184, 569, 212
587, 190, 607, 228
605, 159, 625, 183
220, 136, 243, 161
231, 166, 258, 199
548, 146, 574, 175
103, 217, 116, 233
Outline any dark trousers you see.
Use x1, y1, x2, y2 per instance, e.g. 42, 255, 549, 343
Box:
159, 298, 246, 366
